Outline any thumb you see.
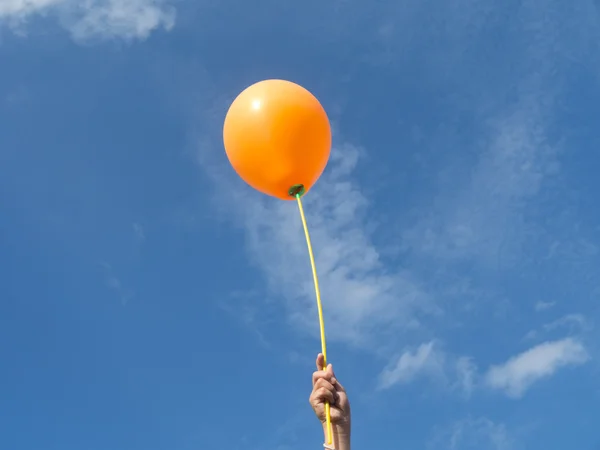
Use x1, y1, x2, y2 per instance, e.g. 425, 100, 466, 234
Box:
316, 353, 325, 371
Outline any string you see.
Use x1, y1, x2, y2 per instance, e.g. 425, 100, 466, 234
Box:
295, 193, 333, 446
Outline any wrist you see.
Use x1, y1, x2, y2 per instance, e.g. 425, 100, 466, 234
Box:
322, 421, 351, 450
322, 420, 351, 438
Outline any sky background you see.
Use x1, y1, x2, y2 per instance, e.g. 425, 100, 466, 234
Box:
2, 1, 600, 449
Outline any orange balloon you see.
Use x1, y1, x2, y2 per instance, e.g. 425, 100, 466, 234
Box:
223, 79, 331, 200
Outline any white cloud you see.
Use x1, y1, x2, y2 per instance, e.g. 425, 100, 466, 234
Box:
379, 336, 591, 397
0, 0, 175, 41
378, 342, 477, 395
429, 417, 515, 450
485, 338, 589, 398
0, 0, 61, 17
65, 0, 175, 41
378, 342, 443, 389
198, 141, 433, 347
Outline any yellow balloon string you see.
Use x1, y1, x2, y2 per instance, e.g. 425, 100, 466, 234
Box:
295, 193, 333, 446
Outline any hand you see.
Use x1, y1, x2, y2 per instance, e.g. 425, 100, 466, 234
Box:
309, 353, 351, 431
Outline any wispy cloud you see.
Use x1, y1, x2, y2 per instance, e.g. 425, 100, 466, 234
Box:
428, 417, 516, 450
378, 342, 444, 389
100, 262, 133, 305
454, 356, 477, 398
402, 94, 561, 271
188, 0, 600, 403
379, 335, 591, 399
485, 338, 589, 398
198, 141, 433, 347
534, 301, 556, 312
377, 341, 477, 396
523, 313, 591, 342
0, 0, 176, 41
543, 314, 589, 332
0, 0, 61, 18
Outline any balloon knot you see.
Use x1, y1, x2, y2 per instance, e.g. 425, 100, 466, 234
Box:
288, 184, 306, 198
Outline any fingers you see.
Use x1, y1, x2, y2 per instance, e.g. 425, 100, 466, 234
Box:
316, 354, 334, 373
316, 353, 325, 371
331, 376, 346, 392
314, 377, 335, 393
311, 377, 339, 404
312, 386, 335, 404
313, 354, 345, 394
310, 379, 338, 406
326, 362, 334, 376
312, 365, 333, 386
313, 358, 345, 388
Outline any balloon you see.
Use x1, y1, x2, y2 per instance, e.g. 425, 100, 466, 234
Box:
223, 79, 331, 200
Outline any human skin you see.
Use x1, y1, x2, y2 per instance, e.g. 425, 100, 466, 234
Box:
309, 354, 351, 450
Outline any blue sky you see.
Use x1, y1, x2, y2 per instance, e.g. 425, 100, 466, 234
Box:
2, 1, 600, 449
